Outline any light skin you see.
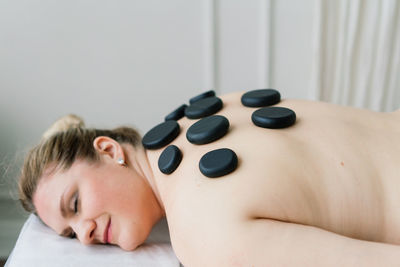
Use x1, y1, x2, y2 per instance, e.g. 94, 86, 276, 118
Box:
33, 91, 400, 265
33, 137, 165, 251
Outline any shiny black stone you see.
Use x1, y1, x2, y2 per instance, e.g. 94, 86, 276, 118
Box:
142, 120, 180, 149
199, 148, 238, 178
241, 89, 281, 107
186, 115, 229, 145
189, 90, 216, 104
185, 96, 223, 119
158, 145, 182, 174
165, 104, 188, 121
251, 107, 296, 129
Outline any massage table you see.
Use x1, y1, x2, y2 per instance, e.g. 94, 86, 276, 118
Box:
6, 214, 181, 267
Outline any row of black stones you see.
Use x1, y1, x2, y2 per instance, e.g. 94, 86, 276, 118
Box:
241, 89, 296, 129
164, 90, 222, 121
142, 89, 296, 178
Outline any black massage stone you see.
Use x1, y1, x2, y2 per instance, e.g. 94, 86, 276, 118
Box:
199, 148, 238, 178
158, 145, 182, 174
185, 96, 223, 119
241, 89, 281, 107
142, 120, 180, 149
165, 104, 188, 121
251, 107, 296, 129
186, 115, 229, 145
189, 90, 216, 104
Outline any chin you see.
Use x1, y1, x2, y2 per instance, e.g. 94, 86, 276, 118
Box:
118, 231, 148, 251
118, 221, 153, 251
119, 241, 140, 251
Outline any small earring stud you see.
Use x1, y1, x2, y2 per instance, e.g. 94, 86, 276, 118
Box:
117, 158, 126, 166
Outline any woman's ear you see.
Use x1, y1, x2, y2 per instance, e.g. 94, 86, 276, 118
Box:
93, 136, 124, 162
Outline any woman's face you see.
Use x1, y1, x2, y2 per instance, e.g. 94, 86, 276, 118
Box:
33, 152, 158, 251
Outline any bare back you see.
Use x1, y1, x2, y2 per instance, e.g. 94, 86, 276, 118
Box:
145, 91, 400, 264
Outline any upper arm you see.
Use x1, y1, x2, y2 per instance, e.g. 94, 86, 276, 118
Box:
190, 218, 400, 267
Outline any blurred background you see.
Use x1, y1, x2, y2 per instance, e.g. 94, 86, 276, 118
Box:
0, 0, 399, 264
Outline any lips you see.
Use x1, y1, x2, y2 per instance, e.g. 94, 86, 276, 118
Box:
104, 219, 111, 244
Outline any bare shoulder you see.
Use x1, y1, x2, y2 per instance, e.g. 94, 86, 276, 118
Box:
163, 162, 296, 265
166, 194, 248, 266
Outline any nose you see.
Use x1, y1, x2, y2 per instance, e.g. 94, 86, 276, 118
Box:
73, 219, 96, 245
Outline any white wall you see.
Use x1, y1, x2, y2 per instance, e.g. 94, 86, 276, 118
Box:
0, 0, 398, 197
0, 0, 201, 197
214, 0, 314, 97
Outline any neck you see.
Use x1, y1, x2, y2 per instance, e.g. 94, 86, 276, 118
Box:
124, 144, 166, 218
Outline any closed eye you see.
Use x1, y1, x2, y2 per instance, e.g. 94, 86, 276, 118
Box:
74, 192, 79, 214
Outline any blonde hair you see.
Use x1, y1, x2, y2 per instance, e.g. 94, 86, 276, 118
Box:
18, 114, 141, 213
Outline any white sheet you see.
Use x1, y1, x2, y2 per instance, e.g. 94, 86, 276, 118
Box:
6, 214, 180, 267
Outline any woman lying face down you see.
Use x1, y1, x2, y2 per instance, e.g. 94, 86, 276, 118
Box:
19, 90, 400, 266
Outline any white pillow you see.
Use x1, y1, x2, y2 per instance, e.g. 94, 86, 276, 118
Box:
6, 214, 180, 267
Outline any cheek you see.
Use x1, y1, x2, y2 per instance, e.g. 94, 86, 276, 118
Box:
83, 174, 139, 217
80, 179, 112, 215
83, 172, 154, 248
82, 190, 107, 215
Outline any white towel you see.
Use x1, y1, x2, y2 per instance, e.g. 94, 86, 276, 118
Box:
6, 214, 180, 267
